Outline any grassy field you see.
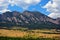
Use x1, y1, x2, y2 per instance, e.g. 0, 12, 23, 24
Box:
0, 27, 60, 40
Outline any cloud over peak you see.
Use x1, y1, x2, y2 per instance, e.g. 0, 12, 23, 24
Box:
44, 0, 60, 19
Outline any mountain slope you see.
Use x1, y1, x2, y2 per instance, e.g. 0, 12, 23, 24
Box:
0, 11, 60, 29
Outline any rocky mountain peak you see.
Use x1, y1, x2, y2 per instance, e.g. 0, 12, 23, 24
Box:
0, 11, 60, 29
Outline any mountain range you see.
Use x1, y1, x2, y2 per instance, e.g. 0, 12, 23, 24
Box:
0, 11, 60, 29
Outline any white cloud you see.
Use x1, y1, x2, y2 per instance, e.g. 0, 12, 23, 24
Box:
0, 9, 11, 13
9, 0, 41, 9
0, 0, 9, 13
48, 13, 60, 19
0, 0, 41, 13
43, 0, 60, 19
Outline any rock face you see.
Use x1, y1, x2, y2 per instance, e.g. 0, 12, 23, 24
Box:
0, 11, 60, 29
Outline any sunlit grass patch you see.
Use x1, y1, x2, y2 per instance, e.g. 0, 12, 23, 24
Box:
0, 29, 60, 40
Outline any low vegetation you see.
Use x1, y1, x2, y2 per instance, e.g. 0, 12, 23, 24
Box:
0, 36, 59, 40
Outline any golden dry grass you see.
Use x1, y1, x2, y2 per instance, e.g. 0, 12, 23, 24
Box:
0, 29, 60, 39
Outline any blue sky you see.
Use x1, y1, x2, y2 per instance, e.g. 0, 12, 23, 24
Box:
7, 0, 50, 15
0, 0, 60, 19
